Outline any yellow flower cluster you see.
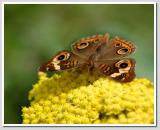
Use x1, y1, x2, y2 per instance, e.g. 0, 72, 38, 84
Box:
22, 69, 154, 124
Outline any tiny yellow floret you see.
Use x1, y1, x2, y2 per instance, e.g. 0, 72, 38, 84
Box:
22, 69, 154, 124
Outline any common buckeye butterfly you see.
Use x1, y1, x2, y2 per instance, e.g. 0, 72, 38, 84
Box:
39, 33, 136, 82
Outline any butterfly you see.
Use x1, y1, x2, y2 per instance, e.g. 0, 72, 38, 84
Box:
39, 33, 136, 82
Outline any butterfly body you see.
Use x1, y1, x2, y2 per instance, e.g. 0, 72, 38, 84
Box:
39, 33, 136, 82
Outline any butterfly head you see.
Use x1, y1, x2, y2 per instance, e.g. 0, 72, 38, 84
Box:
39, 51, 71, 72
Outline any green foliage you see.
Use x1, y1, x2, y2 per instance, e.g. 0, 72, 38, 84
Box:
4, 4, 154, 124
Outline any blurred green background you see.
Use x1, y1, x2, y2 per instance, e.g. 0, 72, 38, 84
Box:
4, 4, 154, 124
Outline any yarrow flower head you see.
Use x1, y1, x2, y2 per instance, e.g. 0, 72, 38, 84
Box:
22, 69, 154, 124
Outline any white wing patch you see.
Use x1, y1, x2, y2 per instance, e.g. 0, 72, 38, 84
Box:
110, 66, 131, 78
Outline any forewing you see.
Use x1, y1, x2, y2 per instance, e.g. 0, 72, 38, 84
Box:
94, 58, 136, 82
39, 51, 86, 72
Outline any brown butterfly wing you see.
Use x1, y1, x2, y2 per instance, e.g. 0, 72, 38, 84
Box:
39, 51, 86, 72
71, 33, 110, 59
94, 58, 136, 82
95, 36, 136, 61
